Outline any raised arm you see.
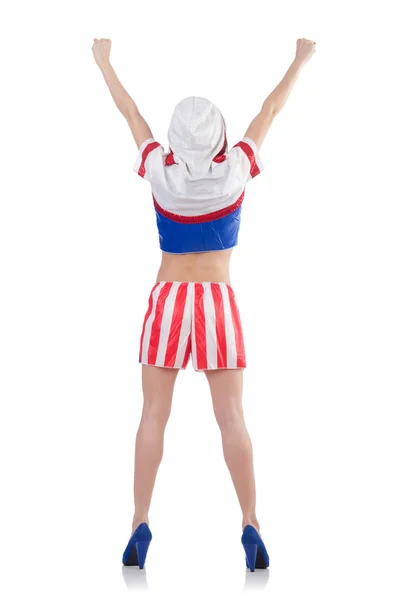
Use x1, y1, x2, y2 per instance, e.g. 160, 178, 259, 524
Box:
244, 38, 316, 150
92, 38, 153, 149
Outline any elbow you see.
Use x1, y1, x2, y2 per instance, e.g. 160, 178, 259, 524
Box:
261, 100, 278, 120
126, 107, 140, 122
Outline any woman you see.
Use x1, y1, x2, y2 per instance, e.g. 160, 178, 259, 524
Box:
92, 37, 316, 571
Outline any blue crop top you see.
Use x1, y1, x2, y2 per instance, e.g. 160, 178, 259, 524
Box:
133, 136, 264, 254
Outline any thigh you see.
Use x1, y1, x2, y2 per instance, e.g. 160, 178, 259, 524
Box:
141, 364, 179, 423
204, 368, 244, 425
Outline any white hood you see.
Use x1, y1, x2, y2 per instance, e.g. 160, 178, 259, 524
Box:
167, 96, 228, 175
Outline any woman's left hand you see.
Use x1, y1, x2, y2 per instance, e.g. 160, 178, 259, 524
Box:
92, 38, 112, 69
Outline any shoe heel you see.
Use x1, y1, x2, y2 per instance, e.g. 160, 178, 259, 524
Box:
243, 543, 257, 572
136, 540, 151, 569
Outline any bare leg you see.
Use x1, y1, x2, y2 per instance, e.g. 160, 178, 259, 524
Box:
131, 364, 179, 533
204, 368, 261, 533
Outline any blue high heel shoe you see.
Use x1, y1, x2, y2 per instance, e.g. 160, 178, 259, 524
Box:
241, 525, 270, 571
122, 522, 152, 568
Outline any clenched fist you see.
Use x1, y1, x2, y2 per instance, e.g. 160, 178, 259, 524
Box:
295, 38, 316, 65
92, 38, 112, 69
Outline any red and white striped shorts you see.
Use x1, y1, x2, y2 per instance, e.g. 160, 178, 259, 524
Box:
139, 281, 246, 371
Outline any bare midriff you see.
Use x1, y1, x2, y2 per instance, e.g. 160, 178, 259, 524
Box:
155, 248, 233, 285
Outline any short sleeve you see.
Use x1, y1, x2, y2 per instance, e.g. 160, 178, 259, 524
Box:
133, 137, 166, 184
227, 136, 264, 185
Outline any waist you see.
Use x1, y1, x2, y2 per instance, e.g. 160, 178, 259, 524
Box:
156, 248, 233, 284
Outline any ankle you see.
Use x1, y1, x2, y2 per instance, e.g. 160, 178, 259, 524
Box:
242, 516, 260, 532
132, 514, 149, 532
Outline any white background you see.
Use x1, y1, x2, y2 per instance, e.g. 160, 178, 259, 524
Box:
1, 0, 396, 598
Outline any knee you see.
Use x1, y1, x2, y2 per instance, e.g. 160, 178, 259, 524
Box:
215, 404, 244, 431
141, 395, 171, 427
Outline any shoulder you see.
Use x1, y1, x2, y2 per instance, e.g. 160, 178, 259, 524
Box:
227, 136, 264, 181
133, 137, 168, 182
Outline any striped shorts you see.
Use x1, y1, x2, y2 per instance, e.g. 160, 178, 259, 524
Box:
139, 281, 246, 371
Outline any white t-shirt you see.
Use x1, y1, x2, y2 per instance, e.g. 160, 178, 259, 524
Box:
133, 135, 264, 217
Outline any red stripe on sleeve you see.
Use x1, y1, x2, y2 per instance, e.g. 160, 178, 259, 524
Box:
164, 283, 189, 367
147, 282, 173, 364
226, 286, 246, 368
194, 283, 208, 370
138, 141, 161, 178
139, 282, 160, 362
233, 141, 261, 179
211, 283, 227, 368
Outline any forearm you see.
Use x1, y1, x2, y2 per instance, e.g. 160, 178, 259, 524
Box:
262, 57, 305, 116
99, 62, 139, 120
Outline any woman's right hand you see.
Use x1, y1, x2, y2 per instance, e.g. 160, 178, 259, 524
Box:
295, 38, 316, 65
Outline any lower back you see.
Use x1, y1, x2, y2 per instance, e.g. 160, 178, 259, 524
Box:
155, 248, 233, 284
